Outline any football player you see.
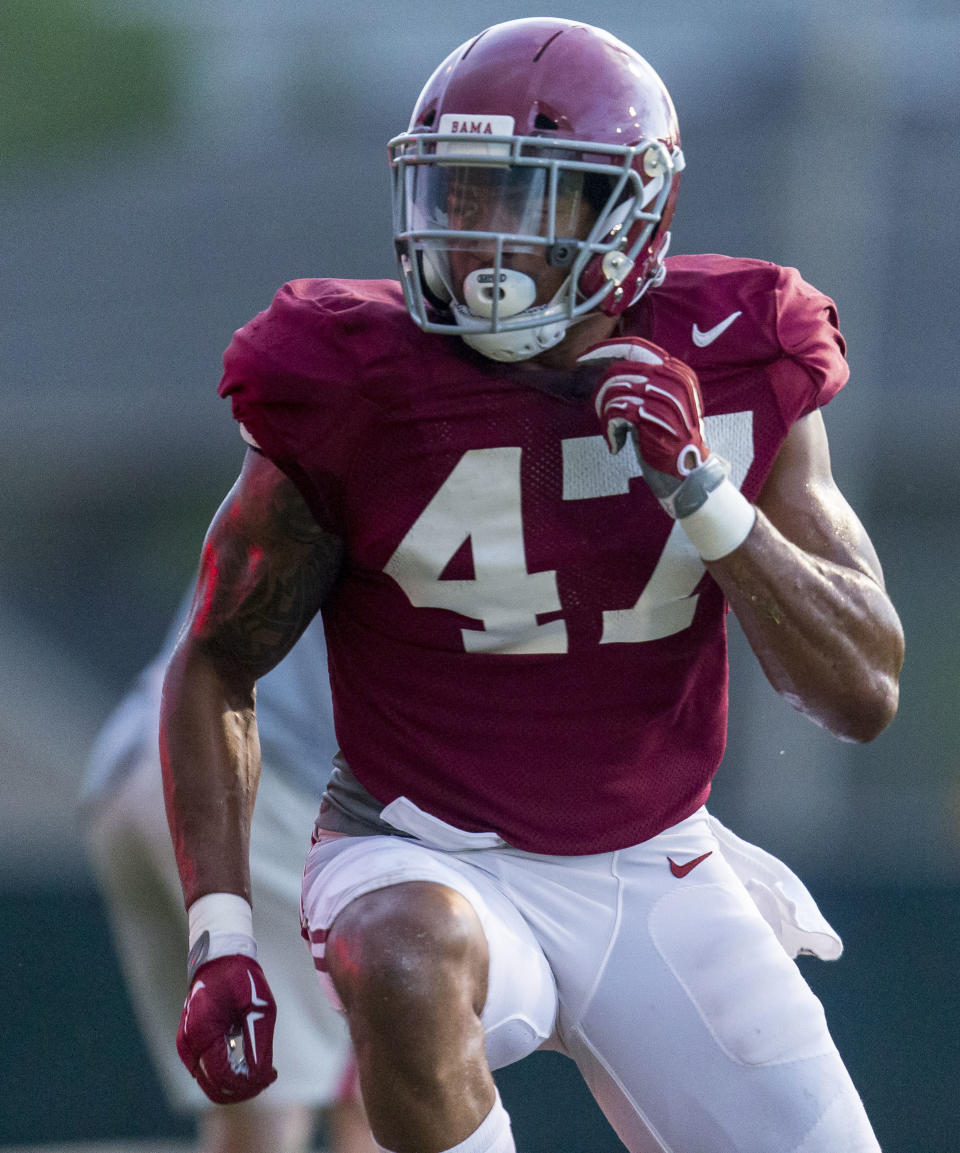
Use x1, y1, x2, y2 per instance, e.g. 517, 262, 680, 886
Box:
83, 609, 374, 1153
161, 19, 904, 1153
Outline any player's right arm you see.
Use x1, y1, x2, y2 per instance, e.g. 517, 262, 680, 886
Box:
160, 447, 344, 908
160, 448, 343, 1103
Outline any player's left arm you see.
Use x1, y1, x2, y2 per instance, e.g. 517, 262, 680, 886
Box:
708, 407, 904, 742
585, 336, 904, 743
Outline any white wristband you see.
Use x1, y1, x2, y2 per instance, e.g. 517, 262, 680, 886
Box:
679, 475, 756, 561
187, 893, 257, 979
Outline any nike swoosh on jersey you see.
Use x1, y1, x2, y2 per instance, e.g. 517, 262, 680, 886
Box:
691, 311, 742, 347
668, 850, 713, 877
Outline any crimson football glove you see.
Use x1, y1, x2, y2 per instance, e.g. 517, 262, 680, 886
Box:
177, 953, 278, 1104
579, 336, 756, 558
582, 337, 708, 474
579, 336, 729, 519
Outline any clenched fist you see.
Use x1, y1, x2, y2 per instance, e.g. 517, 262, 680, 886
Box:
580, 335, 755, 558
581, 336, 709, 487
177, 953, 278, 1104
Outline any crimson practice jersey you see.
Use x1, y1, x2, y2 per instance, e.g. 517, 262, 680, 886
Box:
219, 254, 848, 855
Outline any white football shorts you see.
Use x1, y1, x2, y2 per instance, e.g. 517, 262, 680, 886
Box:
86, 749, 354, 1111
301, 800, 880, 1153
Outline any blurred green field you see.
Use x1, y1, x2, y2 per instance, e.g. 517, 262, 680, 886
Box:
0, 0, 177, 165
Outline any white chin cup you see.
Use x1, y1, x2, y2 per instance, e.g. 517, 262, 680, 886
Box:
454, 267, 569, 362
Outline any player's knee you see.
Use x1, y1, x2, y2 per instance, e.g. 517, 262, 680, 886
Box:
325, 881, 489, 1027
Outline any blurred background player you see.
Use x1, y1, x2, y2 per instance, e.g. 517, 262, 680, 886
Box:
82, 599, 375, 1153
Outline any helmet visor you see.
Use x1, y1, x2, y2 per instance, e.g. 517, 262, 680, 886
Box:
406, 163, 605, 246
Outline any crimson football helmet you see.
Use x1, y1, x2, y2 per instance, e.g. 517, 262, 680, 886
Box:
390, 18, 684, 361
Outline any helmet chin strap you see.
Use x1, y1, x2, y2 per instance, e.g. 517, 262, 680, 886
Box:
453, 267, 571, 363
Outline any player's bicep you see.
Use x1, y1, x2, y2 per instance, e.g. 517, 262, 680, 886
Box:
756, 409, 886, 586
184, 449, 344, 683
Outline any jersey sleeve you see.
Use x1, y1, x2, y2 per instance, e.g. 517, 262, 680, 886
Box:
773, 265, 849, 421
218, 280, 386, 533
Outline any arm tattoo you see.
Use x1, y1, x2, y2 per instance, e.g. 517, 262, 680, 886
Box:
195, 465, 344, 683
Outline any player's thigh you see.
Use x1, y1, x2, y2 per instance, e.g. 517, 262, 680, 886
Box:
301, 834, 558, 1070
562, 846, 879, 1153
248, 773, 355, 1105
